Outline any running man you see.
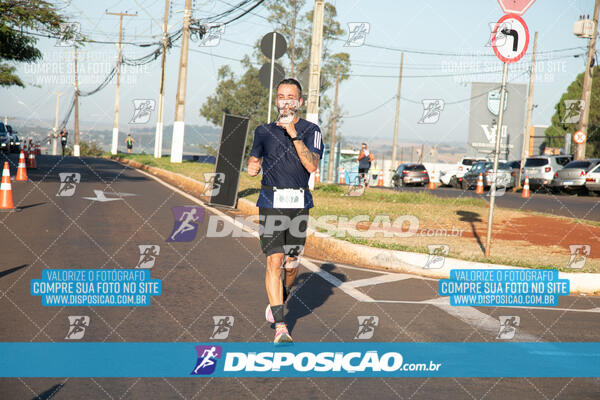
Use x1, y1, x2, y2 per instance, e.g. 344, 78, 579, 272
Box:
170, 208, 200, 241
59, 127, 68, 156
247, 78, 324, 344
125, 134, 135, 154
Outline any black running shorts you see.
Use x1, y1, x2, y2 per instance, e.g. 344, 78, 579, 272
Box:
258, 207, 309, 257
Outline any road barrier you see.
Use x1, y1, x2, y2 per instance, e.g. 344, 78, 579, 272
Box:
476, 174, 484, 194
522, 176, 530, 198
0, 162, 14, 210
15, 151, 27, 181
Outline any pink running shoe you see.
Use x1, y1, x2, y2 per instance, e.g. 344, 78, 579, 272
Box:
274, 323, 293, 344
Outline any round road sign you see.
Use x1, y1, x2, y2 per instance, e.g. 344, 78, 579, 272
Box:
260, 32, 287, 59
573, 130, 586, 144
492, 14, 529, 63
258, 62, 285, 89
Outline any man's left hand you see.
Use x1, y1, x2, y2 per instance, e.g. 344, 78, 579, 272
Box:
277, 122, 297, 139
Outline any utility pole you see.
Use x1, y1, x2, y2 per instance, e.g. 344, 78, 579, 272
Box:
575, 0, 599, 160
485, 62, 509, 257
328, 64, 341, 182
306, 0, 325, 189
53, 91, 61, 156
305, 0, 325, 124
170, 0, 192, 163
107, 10, 137, 155
154, 0, 169, 159
290, 0, 297, 78
518, 31, 538, 186
391, 52, 404, 171
74, 47, 80, 156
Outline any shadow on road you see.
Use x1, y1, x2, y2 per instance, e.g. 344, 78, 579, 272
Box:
31, 383, 65, 400
456, 210, 485, 253
285, 263, 346, 334
0, 264, 28, 279
17, 202, 46, 210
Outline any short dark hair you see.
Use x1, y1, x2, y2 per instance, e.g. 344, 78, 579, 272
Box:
276, 78, 302, 97
361, 142, 367, 146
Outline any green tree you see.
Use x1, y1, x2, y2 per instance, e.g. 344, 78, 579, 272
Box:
0, 0, 73, 87
545, 66, 600, 157
200, 1, 351, 154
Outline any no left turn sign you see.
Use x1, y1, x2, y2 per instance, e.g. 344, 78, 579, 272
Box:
492, 14, 529, 63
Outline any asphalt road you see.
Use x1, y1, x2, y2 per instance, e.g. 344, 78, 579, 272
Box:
384, 185, 600, 222
1, 154, 599, 399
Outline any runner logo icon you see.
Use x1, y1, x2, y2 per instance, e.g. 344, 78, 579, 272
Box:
210, 316, 234, 340
355, 316, 379, 339
167, 206, 204, 242
191, 345, 222, 375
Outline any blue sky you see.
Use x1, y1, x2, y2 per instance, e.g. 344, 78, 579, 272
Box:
1, 0, 596, 145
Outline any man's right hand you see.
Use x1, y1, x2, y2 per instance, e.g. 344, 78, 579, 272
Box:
248, 157, 261, 176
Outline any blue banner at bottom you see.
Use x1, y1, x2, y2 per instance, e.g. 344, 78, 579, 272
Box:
1, 342, 599, 377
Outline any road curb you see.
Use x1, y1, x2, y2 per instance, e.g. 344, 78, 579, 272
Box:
107, 156, 600, 295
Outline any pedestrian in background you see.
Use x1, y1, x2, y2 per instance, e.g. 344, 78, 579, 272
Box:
357, 142, 374, 187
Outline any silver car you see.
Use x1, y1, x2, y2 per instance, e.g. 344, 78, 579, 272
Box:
584, 163, 600, 194
521, 155, 572, 189
552, 159, 600, 194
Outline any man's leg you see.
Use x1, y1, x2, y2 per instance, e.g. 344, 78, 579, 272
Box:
265, 252, 285, 307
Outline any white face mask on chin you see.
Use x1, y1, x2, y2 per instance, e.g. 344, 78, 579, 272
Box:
276, 99, 300, 124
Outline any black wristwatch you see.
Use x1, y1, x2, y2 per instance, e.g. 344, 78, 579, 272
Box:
291, 137, 301, 142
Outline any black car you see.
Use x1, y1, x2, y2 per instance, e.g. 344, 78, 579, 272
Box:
6, 125, 21, 153
0, 123, 9, 154
392, 164, 430, 187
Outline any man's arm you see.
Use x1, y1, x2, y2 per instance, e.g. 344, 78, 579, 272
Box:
292, 140, 319, 173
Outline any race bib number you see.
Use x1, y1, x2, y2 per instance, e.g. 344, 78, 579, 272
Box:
273, 188, 304, 208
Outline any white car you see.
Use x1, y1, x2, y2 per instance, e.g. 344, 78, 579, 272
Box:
440, 157, 487, 187
585, 163, 600, 194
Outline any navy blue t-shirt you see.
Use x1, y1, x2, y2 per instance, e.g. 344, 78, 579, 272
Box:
249, 118, 324, 208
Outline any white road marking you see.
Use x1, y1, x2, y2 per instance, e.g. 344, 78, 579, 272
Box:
340, 273, 414, 288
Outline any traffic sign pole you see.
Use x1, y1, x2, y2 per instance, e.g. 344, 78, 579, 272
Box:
485, 61, 509, 257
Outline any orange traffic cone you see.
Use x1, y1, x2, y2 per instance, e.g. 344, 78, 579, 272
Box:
15, 151, 27, 181
0, 162, 14, 210
339, 167, 345, 184
35, 143, 40, 155
28, 150, 37, 169
428, 179, 436, 190
476, 173, 484, 194
315, 168, 320, 183
522, 176, 530, 198
377, 170, 384, 186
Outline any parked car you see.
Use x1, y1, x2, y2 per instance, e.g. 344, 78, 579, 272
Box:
6, 125, 21, 153
508, 160, 521, 187
585, 163, 600, 194
461, 161, 513, 190
392, 163, 430, 187
552, 159, 600, 194
521, 155, 572, 190
0, 123, 9, 154
439, 157, 487, 187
